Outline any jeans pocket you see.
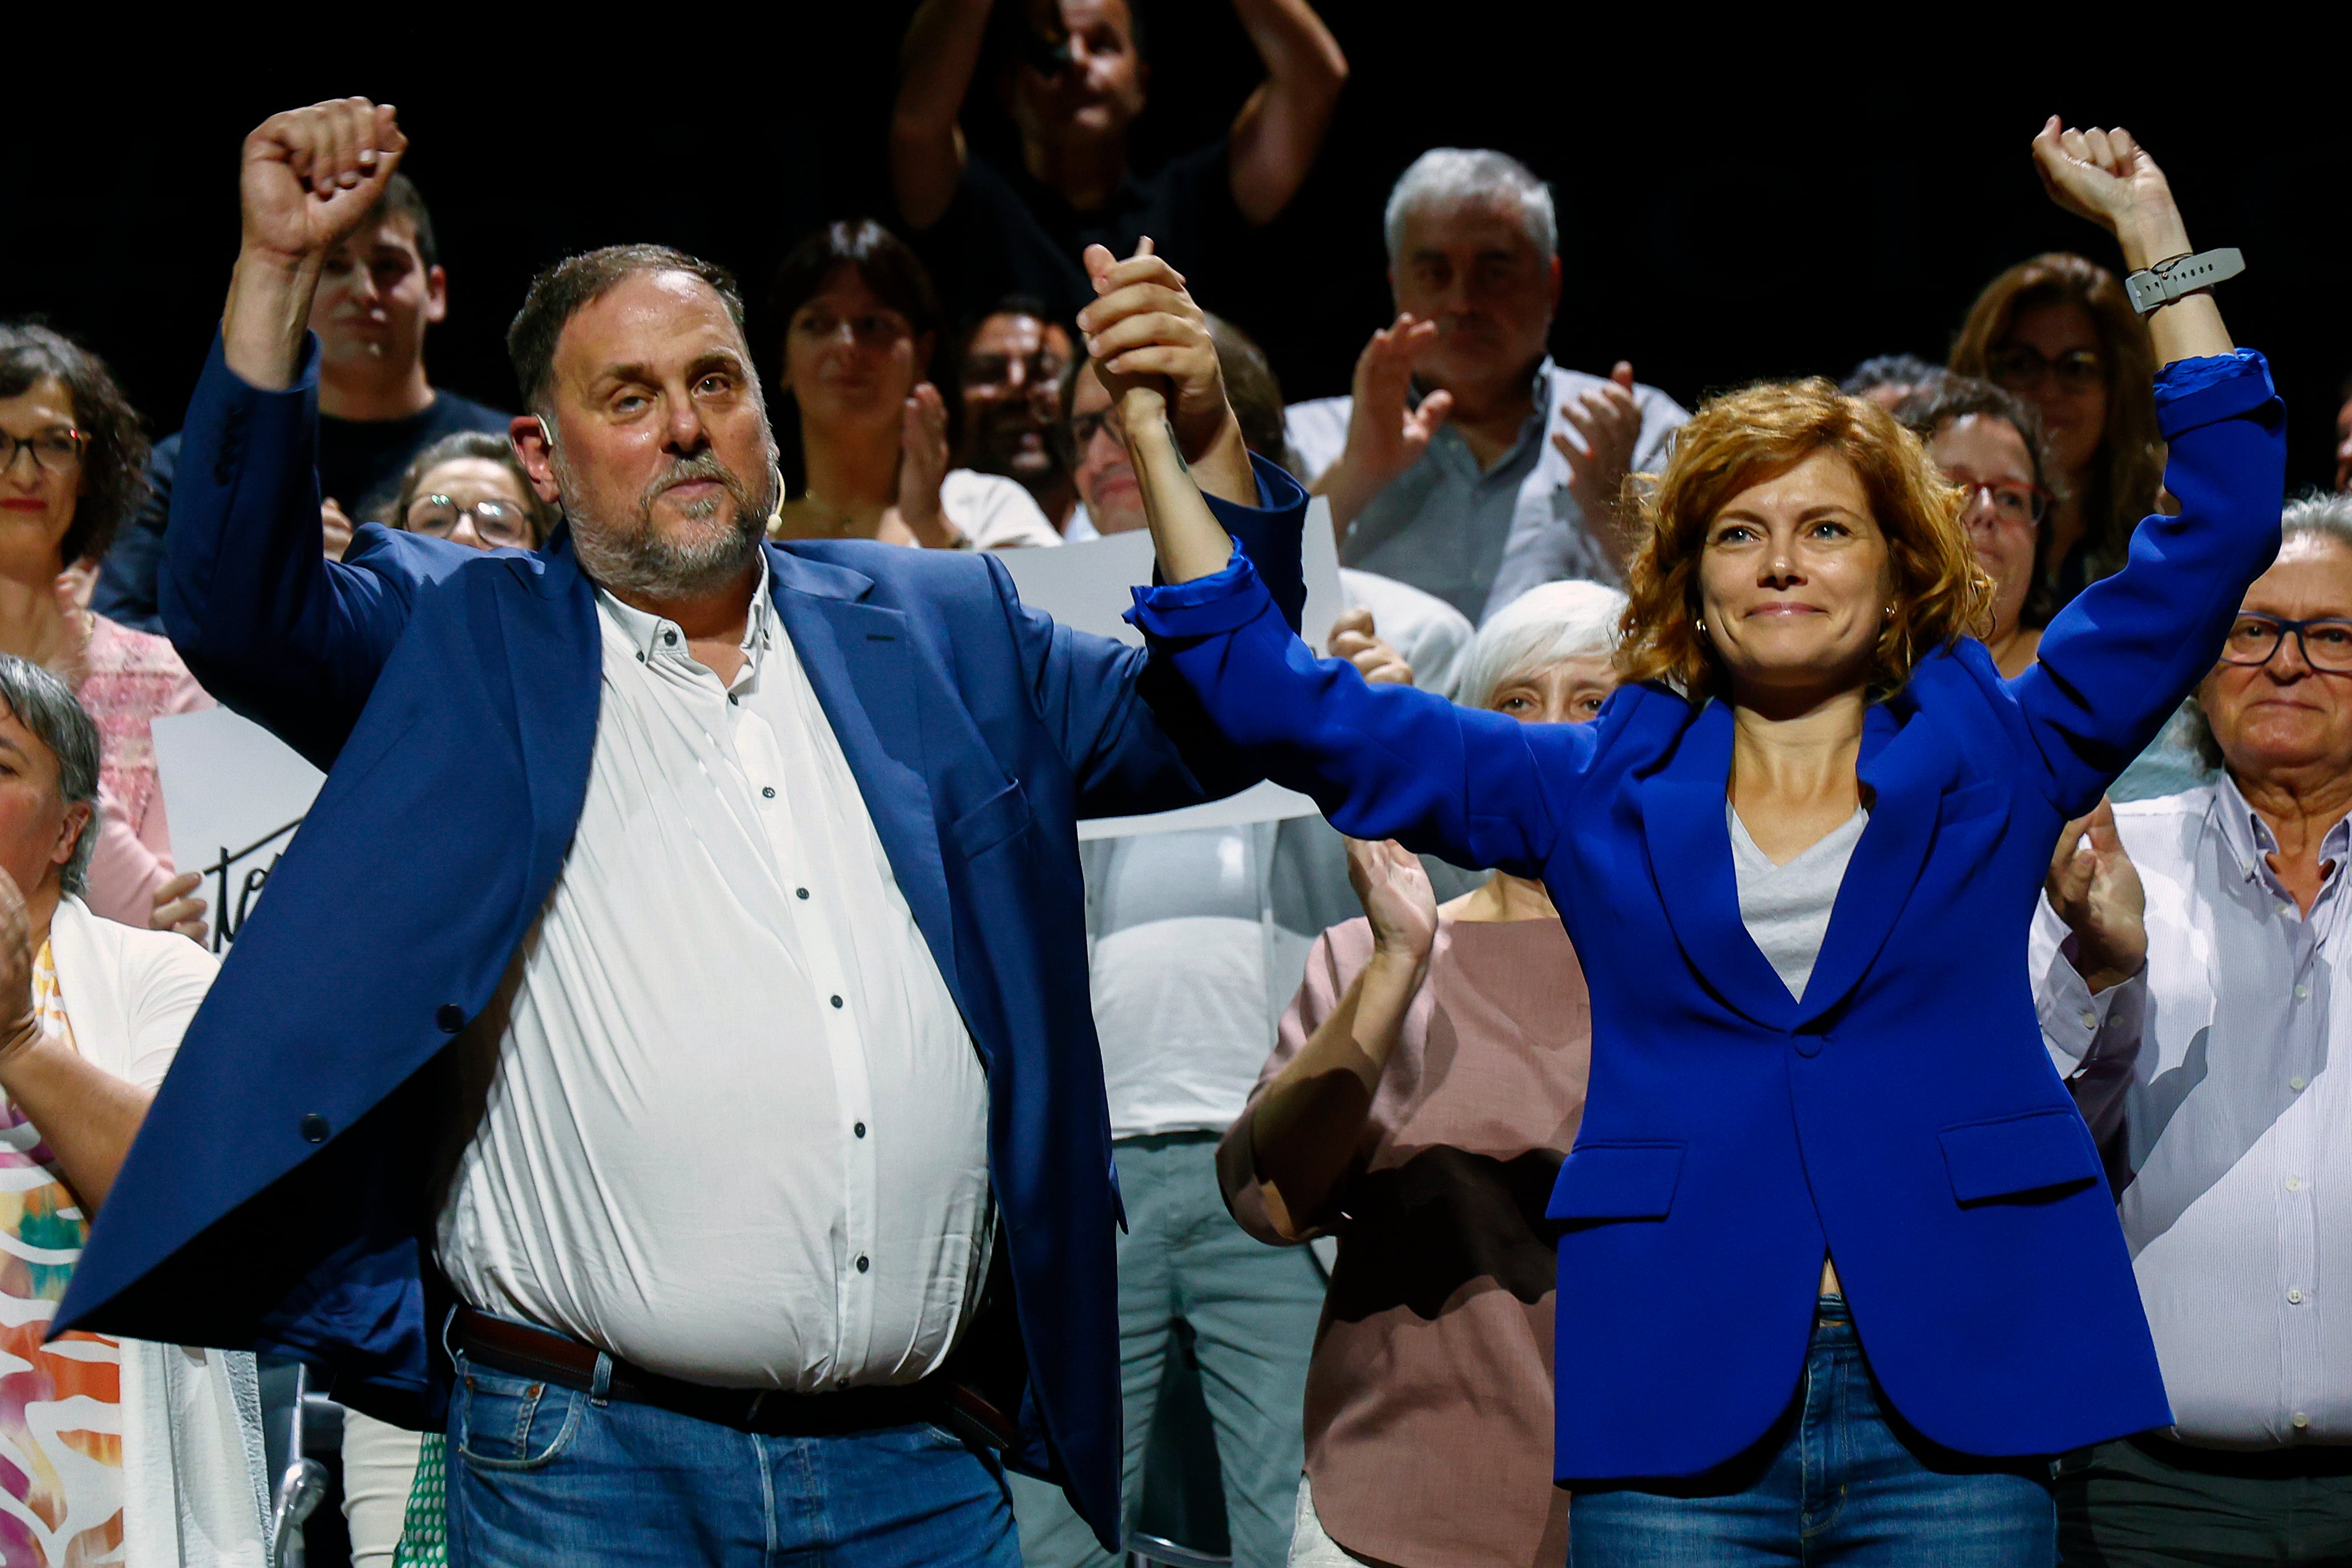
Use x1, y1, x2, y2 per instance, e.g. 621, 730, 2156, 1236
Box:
454, 1364, 585, 1472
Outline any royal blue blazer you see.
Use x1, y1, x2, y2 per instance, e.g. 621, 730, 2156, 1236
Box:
1128, 352, 2286, 1480
55, 335, 1306, 1546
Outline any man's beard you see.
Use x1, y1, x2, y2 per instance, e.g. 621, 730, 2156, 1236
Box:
558, 445, 774, 598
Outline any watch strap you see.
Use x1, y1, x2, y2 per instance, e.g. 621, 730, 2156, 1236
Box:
2126, 248, 2245, 315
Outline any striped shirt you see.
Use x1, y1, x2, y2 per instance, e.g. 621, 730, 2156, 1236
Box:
2034, 776, 2352, 1448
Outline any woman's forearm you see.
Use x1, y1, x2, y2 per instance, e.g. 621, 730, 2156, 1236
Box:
1127, 395, 1237, 584
2114, 208, 2233, 366
0, 1038, 151, 1213
1250, 950, 1422, 1238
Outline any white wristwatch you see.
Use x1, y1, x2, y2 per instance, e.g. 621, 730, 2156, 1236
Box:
2125, 248, 2245, 316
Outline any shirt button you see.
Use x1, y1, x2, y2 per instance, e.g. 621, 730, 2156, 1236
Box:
664, 631, 677, 645
763, 787, 776, 799
2296, 983, 2311, 1000
831, 995, 844, 1008
2294, 1412, 2312, 1429
729, 693, 739, 705
2289, 1288, 2307, 1305
854, 1122, 867, 1138
2288, 1177, 2304, 1192
796, 888, 809, 900
2292, 1076, 2309, 1092
299, 1113, 330, 1144
2078, 1009, 2098, 1028
2280, 902, 2296, 917
855, 1255, 870, 1274
1795, 1035, 1822, 1058
436, 1004, 465, 1033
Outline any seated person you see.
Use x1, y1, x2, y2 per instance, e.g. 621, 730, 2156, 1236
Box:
2033, 493, 2352, 1567
1224, 580, 1624, 1568
890, 0, 1346, 326
769, 221, 1060, 551
0, 653, 268, 1565
1842, 352, 1945, 411
93, 173, 508, 630
384, 432, 558, 551
1284, 149, 1688, 623
952, 295, 1079, 531
0, 326, 213, 934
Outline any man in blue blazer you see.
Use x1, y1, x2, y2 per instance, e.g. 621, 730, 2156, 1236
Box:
56, 99, 1303, 1565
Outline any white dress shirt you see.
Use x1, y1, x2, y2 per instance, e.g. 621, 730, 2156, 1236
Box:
437, 555, 992, 1391
2034, 776, 2352, 1447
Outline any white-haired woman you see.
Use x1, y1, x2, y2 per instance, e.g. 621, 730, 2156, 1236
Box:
1217, 580, 1625, 1568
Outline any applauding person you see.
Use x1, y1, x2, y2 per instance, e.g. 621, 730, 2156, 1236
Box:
1115, 121, 2282, 1564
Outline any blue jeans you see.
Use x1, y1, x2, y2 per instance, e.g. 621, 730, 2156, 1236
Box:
1570, 1297, 2055, 1567
444, 1352, 1021, 1567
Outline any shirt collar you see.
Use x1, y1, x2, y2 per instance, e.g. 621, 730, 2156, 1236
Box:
596, 550, 774, 671
2210, 769, 2352, 892
1415, 355, 1557, 468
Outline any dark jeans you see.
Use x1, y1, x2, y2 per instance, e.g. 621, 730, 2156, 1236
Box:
1570, 1296, 2055, 1566
2057, 1436, 2352, 1566
444, 1351, 1022, 1567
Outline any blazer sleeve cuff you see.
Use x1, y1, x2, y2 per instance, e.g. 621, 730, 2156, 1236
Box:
2152, 349, 2279, 442
1125, 544, 1272, 640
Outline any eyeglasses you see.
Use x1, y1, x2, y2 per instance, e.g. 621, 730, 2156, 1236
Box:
1987, 346, 2105, 392
2220, 613, 2352, 674
1944, 469, 2050, 528
404, 494, 537, 548
0, 427, 86, 479
1066, 407, 1128, 449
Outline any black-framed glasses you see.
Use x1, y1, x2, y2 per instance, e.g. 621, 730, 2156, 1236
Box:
1065, 406, 1127, 449
1987, 345, 2105, 392
404, 494, 537, 548
1945, 468, 2051, 528
0, 427, 86, 478
2220, 613, 2352, 674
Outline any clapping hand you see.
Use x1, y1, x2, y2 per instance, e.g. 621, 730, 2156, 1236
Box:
1319, 315, 1454, 532
885, 383, 960, 549
2046, 798, 2147, 995
151, 871, 210, 947
1553, 362, 1642, 546
1345, 836, 1437, 967
242, 99, 408, 269
0, 870, 38, 1067
1327, 606, 1414, 686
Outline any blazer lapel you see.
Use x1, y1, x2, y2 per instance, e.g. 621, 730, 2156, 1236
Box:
764, 546, 962, 1010
495, 525, 601, 899
1636, 702, 1798, 1031
1794, 692, 1961, 1027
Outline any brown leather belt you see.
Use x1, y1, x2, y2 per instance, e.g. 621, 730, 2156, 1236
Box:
451, 1306, 1016, 1448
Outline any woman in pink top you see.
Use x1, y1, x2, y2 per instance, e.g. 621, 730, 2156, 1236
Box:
0, 326, 212, 933
1220, 581, 1626, 1567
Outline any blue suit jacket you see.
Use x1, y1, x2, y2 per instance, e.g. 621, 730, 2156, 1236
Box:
1130, 353, 2286, 1478
56, 335, 1306, 1544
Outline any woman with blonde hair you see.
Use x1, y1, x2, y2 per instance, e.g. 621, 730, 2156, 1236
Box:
1094, 120, 2282, 1563
1952, 252, 2164, 609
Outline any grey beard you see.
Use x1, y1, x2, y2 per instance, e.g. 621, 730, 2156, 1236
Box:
557, 447, 774, 598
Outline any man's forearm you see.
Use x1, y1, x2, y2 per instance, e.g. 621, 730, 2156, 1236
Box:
0, 1039, 151, 1213
222, 248, 323, 392
1230, 0, 1347, 88
892, 0, 991, 229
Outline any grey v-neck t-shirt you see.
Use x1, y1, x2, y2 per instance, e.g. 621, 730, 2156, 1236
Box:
1728, 803, 1871, 1001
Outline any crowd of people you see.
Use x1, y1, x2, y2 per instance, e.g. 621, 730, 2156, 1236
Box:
0, 6, 2346, 1567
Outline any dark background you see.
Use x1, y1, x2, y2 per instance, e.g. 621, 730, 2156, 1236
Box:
12, 18, 2345, 489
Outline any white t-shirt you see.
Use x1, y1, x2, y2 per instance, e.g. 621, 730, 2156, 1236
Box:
941, 469, 1062, 550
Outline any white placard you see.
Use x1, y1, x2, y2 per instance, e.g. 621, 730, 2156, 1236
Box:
1000, 509, 1341, 839
153, 708, 326, 953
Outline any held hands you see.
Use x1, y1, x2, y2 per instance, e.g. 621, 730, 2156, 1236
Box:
242, 99, 408, 268
1553, 362, 1643, 543
1319, 315, 1452, 532
1076, 241, 1253, 505
1346, 836, 1437, 968
1327, 606, 1413, 686
2031, 118, 2189, 274
2046, 799, 2147, 995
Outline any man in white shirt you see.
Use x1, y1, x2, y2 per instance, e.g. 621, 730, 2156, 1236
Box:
66, 99, 1310, 1568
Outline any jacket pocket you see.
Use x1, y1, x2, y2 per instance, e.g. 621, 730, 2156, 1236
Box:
1545, 1141, 1685, 1223
950, 780, 1032, 861
1938, 1108, 2100, 1206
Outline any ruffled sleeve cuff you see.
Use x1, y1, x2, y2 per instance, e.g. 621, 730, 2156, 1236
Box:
1124, 542, 1271, 641
2152, 348, 2280, 442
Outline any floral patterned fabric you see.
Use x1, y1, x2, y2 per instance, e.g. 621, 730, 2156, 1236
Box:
0, 943, 123, 1565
